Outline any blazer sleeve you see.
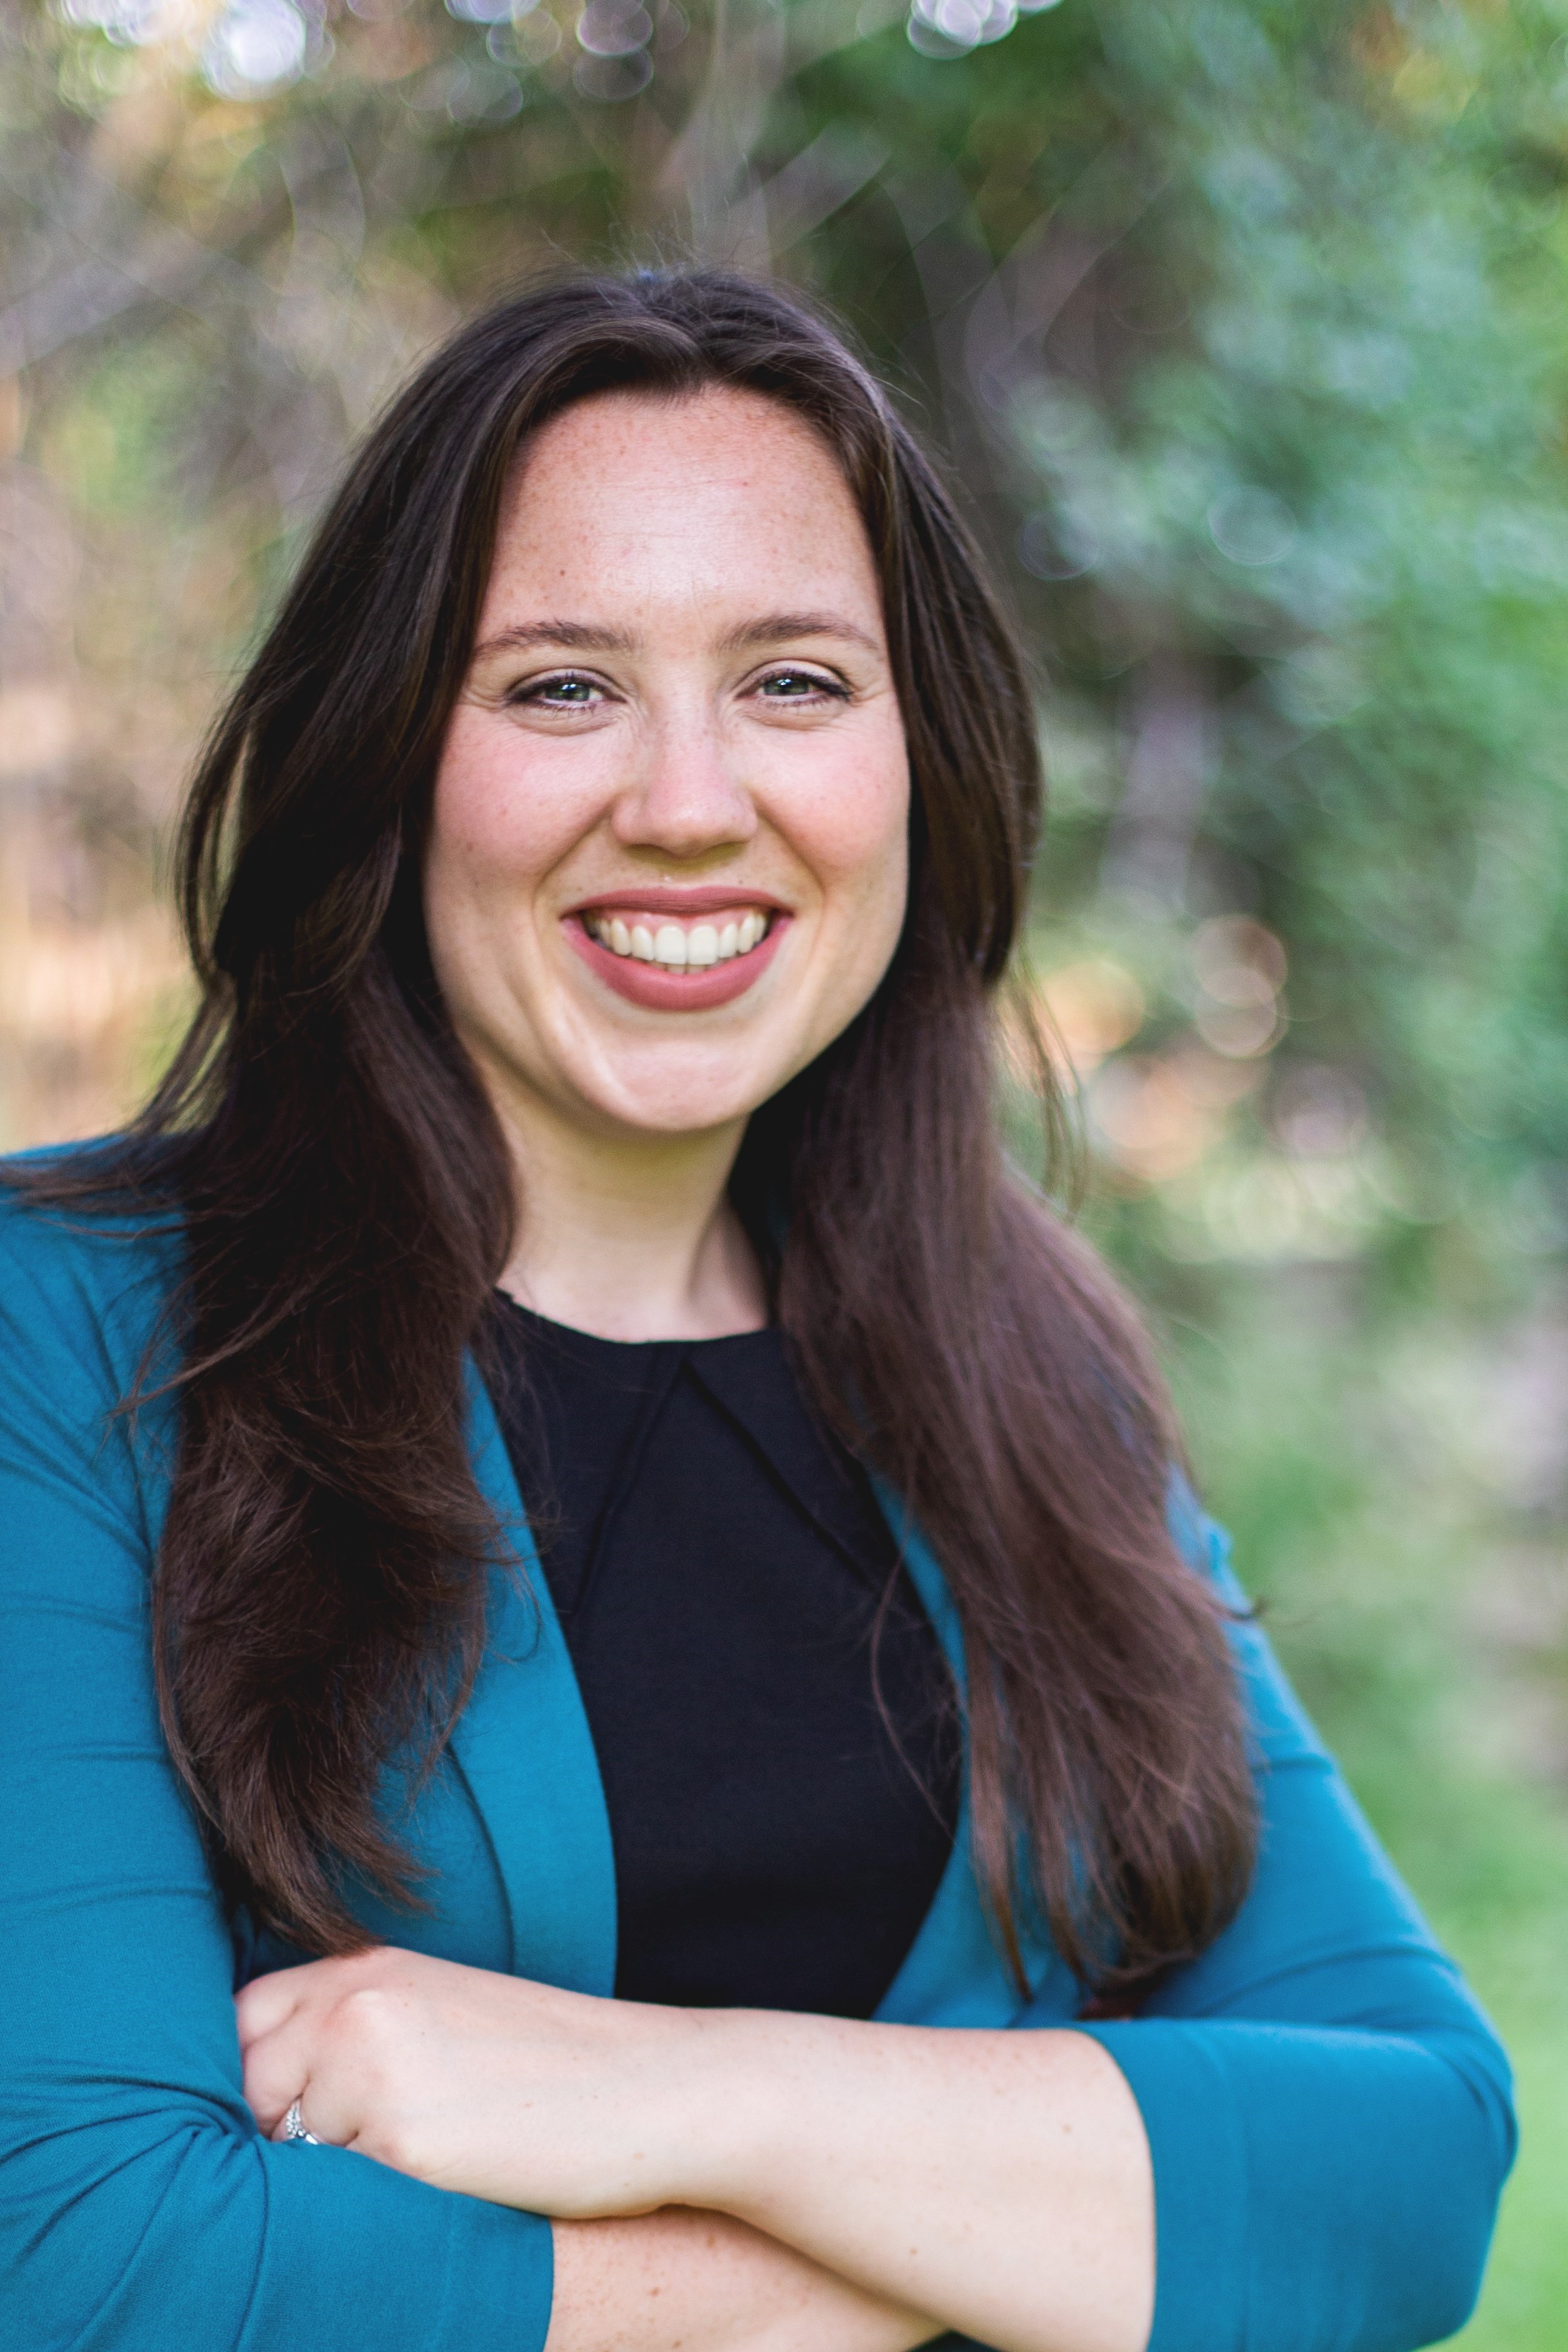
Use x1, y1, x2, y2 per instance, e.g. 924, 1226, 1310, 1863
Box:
1057, 1508, 1517, 2352
0, 1196, 556, 2352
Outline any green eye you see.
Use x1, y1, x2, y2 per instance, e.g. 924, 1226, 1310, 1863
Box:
760, 670, 840, 697
538, 676, 596, 703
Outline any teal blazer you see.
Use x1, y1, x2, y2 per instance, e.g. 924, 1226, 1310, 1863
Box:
0, 1188, 1514, 2352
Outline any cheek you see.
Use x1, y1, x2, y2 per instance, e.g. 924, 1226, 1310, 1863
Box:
423, 726, 567, 1026
798, 728, 911, 935
426, 714, 595, 903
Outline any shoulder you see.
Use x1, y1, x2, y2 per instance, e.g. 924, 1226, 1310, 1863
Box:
0, 1142, 189, 1572
0, 1140, 187, 1404
1167, 1470, 1330, 1768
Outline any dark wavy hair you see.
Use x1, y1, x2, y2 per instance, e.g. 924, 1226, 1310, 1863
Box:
12, 269, 1255, 1993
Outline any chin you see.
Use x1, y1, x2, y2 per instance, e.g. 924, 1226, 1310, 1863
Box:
583, 1051, 791, 1140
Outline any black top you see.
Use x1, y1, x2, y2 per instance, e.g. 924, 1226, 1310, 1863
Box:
486, 1295, 961, 2019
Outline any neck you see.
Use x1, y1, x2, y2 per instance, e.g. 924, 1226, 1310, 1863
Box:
488, 1081, 767, 1344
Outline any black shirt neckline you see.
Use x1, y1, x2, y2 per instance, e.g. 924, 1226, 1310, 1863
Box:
484, 1290, 961, 2019
491, 1292, 890, 1593
493, 1290, 775, 1352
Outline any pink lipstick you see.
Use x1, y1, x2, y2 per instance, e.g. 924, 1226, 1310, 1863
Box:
564, 889, 790, 1012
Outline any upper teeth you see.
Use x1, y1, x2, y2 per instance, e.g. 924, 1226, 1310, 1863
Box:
588, 910, 771, 967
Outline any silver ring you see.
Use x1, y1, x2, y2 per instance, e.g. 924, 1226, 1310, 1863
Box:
282, 2098, 322, 2146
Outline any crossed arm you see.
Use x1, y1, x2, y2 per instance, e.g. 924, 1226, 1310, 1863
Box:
1, 1225, 1516, 2352
235, 1947, 1155, 2352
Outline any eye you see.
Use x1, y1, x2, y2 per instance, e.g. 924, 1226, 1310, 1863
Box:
511, 671, 606, 711
753, 668, 849, 703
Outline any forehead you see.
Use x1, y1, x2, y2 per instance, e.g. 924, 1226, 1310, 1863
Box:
483, 385, 881, 625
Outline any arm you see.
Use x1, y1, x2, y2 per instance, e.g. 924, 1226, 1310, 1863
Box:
0, 1203, 556, 2352
0, 1195, 945, 2352
717, 1533, 1517, 2352
241, 1949, 1150, 2352
547, 2212, 941, 2352
238, 1516, 1515, 2352
670, 2013, 1152, 2352
1060, 1516, 1517, 2352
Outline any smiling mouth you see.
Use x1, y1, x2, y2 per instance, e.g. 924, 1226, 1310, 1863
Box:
580, 907, 776, 972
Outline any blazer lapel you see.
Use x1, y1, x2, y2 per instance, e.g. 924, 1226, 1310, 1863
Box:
868, 1494, 1069, 2026
444, 1387, 1073, 2024
448, 1366, 618, 1996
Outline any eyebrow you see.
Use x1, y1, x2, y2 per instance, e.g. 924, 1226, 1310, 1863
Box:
717, 610, 882, 656
471, 621, 637, 659
470, 611, 882, 661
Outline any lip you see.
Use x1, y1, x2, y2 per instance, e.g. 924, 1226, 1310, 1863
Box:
568, 885, 792, 920
564, 910, 791, 1012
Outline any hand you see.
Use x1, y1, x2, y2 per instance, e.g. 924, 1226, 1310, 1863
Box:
237, 1949, 1153, 2352
235, 1945, 718, 2215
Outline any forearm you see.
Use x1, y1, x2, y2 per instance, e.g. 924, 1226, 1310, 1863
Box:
545, 2207, 944, 2352
238, 1952, 1148, 2351
691, 2020, 1153, 2352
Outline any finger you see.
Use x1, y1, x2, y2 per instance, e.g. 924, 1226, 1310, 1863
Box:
235, 1949, 391, 2057
258, 2054, 370, 2157
242, 2014, 322, 2138
269, 2091, 310, 2145
234, 1965, 314, 2052
265, 2081, 346, 2148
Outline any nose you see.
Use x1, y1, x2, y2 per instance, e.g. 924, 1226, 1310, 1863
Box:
610, 708, 758, 863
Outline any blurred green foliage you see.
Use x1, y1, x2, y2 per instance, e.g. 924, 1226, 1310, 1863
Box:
2, 0, 1566, 2333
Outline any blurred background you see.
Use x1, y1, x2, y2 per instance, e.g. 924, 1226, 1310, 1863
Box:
3, 0, 1566, 2330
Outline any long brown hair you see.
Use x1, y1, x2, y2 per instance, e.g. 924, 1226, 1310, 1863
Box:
13, 271, 1254, 1991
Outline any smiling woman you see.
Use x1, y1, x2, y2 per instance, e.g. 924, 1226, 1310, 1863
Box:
0, 272, 1513, 2352
426, 387, 910, 1239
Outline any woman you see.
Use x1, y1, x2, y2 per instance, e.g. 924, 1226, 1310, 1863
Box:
0, 271, 1511, 2352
